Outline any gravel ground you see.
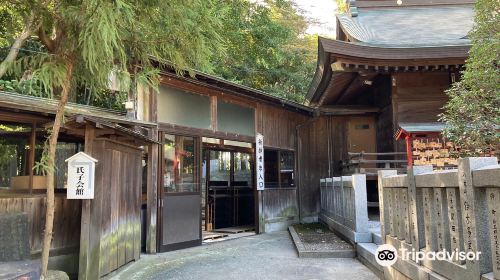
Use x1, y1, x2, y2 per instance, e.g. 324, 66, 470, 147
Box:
293, 223, 353, 251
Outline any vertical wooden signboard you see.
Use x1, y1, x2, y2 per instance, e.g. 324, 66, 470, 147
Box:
256, 133, 265, 190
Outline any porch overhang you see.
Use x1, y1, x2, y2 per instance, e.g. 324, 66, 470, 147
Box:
306, 38, 470, 107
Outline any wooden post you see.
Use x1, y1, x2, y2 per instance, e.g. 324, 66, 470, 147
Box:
458, 157, 497, 278
28, 121, 36, 194
258, 190, 264, 234
79, 125, 95, 280
146, 128, 158, 254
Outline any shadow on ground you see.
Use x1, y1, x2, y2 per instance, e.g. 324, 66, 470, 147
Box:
104, 231, 376, 280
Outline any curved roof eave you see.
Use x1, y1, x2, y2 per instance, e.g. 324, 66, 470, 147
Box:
305, 37, 470, 104
305, 38, 332, 105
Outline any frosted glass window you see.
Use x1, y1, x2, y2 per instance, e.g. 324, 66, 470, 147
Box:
157, 85, 211, 129
217, 100, 255, 136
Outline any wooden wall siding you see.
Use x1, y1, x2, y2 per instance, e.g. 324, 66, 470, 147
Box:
0, 194, 81, 254
262, 188, 298, 224
297, 116, 325, 219
393, 72, 450, 123
256, 103, 308, 150
81, 139, 142, 279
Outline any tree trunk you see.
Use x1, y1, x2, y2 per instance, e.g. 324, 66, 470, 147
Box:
0, 13, 37, 79
40, 60, 74, 279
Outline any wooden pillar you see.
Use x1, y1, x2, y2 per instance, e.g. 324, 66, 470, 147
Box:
146, 128, 158, 253
79, 125, 96, 280
146, 83, 159, 253
28, 121, 36, 194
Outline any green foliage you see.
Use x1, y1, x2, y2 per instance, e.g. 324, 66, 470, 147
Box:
2, 0, 226, 103
336, 0, 348, 13
0, 79, 44, 96
440, 0, 500, 156
2, 0, 320, 105
210, 0, 317, 103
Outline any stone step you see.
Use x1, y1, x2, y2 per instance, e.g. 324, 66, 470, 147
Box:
372, 232, 383, 245
356, 243, 384, 279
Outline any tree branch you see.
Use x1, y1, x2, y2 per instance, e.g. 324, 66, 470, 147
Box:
0, 13, 39, 79
37, 25, 55, 52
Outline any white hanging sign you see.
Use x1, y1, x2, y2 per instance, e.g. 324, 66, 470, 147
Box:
65, 152, 98, 199
256, 133, 265, 190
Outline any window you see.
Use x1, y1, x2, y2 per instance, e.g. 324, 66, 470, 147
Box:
264, 150, 295, 188
0, 121, 82, 190
157, 85, 211, 129
0, 123, 30, 188
163, 134, 198, 193
217, 100, 255, 136
233, 152, 252, 187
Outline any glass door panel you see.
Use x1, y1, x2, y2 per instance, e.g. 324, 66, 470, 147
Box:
206, 150, 231, 229
160, 133, 201, 252
233, 152, 254, 226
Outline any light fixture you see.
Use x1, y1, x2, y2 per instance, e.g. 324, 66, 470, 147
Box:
397, 0, 402, 5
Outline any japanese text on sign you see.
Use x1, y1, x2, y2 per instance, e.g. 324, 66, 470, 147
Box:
256, 134, 265, 190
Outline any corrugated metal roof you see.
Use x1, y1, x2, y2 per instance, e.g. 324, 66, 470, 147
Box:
338, 5, 474, 47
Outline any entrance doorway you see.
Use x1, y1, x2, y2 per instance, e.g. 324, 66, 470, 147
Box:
202, 141, 255, 241
158, 134, 202, 252
158, 134, 256, 251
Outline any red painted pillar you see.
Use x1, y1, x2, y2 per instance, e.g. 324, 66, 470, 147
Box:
405, 134, 413, 167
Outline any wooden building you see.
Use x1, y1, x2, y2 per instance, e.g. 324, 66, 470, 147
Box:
0, 91, 157, 279
136, 65, 314, 253
0, 0, 478, 277
302, 0, 475, 215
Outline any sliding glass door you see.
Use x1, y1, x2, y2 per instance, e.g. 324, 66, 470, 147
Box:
159, 133, 201, 251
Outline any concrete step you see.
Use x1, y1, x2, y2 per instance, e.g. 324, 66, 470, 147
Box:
372, 232, 383, 245
356, 243, 384, 279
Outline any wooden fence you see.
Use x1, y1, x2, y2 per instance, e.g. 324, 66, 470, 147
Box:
378, 157, 500, 280
0, 193, 81, 255
342, 152, 407, 177
319, 174, 372, 243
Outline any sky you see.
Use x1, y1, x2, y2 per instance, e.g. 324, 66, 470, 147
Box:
293, 0, 337, 37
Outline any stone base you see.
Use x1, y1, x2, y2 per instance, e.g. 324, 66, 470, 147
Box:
0, 213, 30, 262
264, 217, 298, 232
288, 226, 356, 258
0, 260, 41, 280
46, 270, 70, 280
319, 212, 372, 243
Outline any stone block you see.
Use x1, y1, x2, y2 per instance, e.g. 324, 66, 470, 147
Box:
0, 212, 30, 262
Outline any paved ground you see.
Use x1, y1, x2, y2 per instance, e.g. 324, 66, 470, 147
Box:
105, 231, 376, 280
